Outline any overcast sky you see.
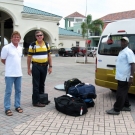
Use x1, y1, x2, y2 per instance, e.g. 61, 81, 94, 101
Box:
24, 0, 135, 28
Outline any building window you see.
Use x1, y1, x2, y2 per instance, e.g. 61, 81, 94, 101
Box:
89, 30, 93, 36
76, 41, 79, 46
76, 19, 82, 22
95, 32, 100, 36
77, 29, 81, 34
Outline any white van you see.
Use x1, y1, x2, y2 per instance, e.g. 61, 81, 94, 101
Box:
95, 19, 135, 94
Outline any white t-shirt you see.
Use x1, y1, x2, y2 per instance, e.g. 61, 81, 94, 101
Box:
1, 43, 23, 77
115, 47, 135, 81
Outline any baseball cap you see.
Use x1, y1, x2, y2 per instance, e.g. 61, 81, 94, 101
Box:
120, 37, 129, 43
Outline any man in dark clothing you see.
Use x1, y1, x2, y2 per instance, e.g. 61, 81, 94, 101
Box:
27, 30, 52, 107
106, 37, 135, 115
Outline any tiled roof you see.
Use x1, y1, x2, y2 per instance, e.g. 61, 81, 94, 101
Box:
22, 6, 62, 18
100, 10, 135, 22
65, 12, 86, 18
59, 27, 82, 37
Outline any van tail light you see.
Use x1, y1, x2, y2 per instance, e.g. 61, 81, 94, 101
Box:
95, 57, 97, 72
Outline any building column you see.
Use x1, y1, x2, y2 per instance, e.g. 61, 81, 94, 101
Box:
1, 21, 4, 47
65, 19, 68, 29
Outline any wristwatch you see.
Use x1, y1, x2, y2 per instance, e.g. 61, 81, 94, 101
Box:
130, 76, 133, 78
49, 66, 52, 68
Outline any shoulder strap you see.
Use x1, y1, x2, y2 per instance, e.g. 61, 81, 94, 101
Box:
30, 41, 36, 53
30, 41, 36, 49
45, 42, 49, 50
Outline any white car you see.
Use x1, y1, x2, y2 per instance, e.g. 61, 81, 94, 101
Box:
87, 47, 98, 56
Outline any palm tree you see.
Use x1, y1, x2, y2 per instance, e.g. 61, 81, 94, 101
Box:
81, 14, 104, 63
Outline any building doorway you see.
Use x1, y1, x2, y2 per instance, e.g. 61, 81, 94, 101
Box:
0, 10, 13, 52
23, 30, 51, 55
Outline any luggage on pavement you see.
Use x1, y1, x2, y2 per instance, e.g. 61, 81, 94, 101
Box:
84, 98, 95, 108
64, 78, 81, 94
68, 83, 97, 99
68, 83, 96, 108
54, 95, 88, 116
39, 93, 49, 104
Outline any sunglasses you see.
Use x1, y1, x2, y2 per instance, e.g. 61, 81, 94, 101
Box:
36, 34, 43, 37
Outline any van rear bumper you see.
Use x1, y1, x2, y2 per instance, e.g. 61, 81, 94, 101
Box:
95, 79, 135, 94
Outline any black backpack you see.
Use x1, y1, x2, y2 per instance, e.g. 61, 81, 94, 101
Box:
64, 78, 81, 94
54, 95, 88, 116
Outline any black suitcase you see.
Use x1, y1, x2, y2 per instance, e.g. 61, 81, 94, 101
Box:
39, 93, 49, 104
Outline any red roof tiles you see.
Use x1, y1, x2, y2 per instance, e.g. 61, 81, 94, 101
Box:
100, 10, 135, 22
65, 12, 86, 18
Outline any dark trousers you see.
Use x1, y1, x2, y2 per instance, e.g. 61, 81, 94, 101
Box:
114, 80, 130, 112
32, 63, 47, 104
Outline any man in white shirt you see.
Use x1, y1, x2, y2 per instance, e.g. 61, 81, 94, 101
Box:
106, 37, 135, 115
1, 31, 23, 116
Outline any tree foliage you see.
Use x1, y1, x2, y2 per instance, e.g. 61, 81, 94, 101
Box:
81, 14, 104, 63
81, 14, 104, 38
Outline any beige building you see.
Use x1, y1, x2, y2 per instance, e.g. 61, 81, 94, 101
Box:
0, 0, 85, 53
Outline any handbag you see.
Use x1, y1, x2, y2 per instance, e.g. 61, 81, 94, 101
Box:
39, 93, 49, 104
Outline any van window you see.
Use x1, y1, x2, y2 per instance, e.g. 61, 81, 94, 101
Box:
98, 34, 135, 56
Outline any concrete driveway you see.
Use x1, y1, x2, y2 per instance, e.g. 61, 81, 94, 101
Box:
0, 56, 135, 135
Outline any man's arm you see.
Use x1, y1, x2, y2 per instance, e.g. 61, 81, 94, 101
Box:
1, 59, 6, 65
27, 56, 32, 75
48, 53, 52, 67
129, 63, 135, 85
130, 63, 135, 76
48, 53, 52, 74
1, 45, 8, 64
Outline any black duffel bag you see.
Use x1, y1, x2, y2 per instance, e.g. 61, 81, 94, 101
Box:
54, 95, 88, 116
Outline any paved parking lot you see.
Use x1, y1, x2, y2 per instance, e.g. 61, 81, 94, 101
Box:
0, 56, 135, 135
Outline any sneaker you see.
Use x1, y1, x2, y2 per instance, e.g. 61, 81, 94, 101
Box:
106, 108, 120, 115
122, 107, 131, 111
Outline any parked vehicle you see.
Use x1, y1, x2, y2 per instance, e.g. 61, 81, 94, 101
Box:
95, 19, 135, 94
58, 48, 73, 57
71, 47, 86, 56
87, 47, 98, 56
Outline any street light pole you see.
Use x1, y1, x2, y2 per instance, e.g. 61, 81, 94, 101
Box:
84, 0, 88, 63
85, 0, 87, 16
